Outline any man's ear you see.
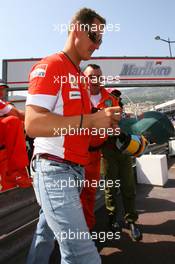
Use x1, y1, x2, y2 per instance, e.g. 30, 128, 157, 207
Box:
74, 22, 82, 38
73, 22, 79, 35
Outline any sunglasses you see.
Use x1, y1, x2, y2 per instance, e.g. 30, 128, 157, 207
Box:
84, 26, 103, 45
88, 31, 102, 45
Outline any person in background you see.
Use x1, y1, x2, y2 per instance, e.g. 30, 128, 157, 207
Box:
0, 82, 25, 120
102, 89, 142, 241
0, 83, 32, 190
81, 64, 119, 230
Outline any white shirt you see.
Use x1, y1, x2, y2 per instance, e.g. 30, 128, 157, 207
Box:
90, 94, 101, 107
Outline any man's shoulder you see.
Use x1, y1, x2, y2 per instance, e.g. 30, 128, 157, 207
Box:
38, 52, 65, 67
101, 89, 119, 107
101, 88, 114, 100
29, 52, 66, 79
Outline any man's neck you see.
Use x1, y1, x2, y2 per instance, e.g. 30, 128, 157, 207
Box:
91, 90, 101, 96
63, 46, 80, 67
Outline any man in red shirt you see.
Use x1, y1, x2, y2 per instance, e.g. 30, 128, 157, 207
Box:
25, 8, 120, 264
81, 65, 141, 242
0, 83, 31, 190
81, 64, 119, 230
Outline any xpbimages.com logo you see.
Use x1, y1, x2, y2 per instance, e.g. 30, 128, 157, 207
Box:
52, 22, 120, 33
53, 73, 120, 86
46, 178, 121, 191
53, 125, 120, 138
56, 229, 121, 243
32, 178, 120, 205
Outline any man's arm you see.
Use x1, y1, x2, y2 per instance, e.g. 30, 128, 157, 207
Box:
25, 105, 121, 138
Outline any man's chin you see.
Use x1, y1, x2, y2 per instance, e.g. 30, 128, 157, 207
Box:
83, 50, 94, 60
82, 54, 92, 61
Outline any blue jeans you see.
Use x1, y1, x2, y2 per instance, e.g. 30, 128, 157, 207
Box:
26, 157, 101, 264
26, 208, 55, 264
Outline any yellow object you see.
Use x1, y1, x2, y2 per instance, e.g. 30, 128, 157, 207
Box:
125, 135, 148, 157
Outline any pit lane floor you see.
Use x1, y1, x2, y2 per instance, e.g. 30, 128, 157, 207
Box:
49, 156, 175, 264
3, 157, 175, 264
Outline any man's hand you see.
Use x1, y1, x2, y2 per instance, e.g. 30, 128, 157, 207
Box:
25, 105, 121, 138
89, 106, 121, 129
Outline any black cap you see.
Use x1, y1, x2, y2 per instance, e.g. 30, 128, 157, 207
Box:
110, 89, 121, 98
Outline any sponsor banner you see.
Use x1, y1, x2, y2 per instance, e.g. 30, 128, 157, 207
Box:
83, 58, 175, 85
3, 57, 175, 89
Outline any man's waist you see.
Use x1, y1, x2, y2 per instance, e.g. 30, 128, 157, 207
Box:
36, 153, 83, 167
